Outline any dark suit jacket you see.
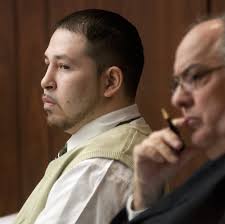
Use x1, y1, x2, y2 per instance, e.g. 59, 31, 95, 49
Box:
111, 154, 225, 224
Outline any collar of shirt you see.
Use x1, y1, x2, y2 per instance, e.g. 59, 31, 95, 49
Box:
67, 104, 140, 152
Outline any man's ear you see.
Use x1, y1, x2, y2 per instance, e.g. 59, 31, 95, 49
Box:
103, 66, 123, 97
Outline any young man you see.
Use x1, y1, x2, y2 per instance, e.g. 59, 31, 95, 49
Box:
112, 15, 225, 224
13, 9, 150, 224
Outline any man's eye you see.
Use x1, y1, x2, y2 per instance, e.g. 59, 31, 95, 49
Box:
189, 72, 207, 83
59, 64, 70, 70
171, 78, 179, 92
44, 59, 49, 66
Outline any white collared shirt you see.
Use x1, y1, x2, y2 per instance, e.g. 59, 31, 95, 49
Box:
67, 104, 141, 152
126, 195, 146, 221
34, 104, 143, 224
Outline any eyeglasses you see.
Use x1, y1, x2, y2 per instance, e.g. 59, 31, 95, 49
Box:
171, 64, 225, 94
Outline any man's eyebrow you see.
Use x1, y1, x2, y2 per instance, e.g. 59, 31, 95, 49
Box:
55, 54, 72, 61
44, 54, 73, 62
174, 64, 207, 78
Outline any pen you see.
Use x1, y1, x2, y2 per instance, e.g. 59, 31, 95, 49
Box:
161, 108, 185, 150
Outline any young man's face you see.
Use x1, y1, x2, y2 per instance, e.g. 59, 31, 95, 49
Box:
171, 20, 225, 158
42, 29, 104, 134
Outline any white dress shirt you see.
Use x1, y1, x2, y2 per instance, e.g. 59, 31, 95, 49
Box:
0, 214, 17, 224
126, 195, 146, 221
34, 104, 143, 224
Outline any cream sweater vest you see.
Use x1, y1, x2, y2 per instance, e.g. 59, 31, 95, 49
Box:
14, 121, 150, 224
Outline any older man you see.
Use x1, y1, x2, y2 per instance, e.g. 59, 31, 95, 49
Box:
112, 15, 225, 224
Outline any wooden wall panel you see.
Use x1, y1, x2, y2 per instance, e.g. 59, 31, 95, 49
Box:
0, 0, 19, 216
209, 0, 225, 15
16, 0, 50, 205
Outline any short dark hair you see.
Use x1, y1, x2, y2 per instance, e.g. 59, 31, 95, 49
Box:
55, 9, 144, 98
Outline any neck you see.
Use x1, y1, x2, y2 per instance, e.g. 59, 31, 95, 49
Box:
206, 145, 225, 160
66, 98, 135, 135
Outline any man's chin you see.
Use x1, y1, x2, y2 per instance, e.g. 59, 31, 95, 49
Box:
46, 116, 63, 128
191, 130, 213, 150
46, 116, 75, 131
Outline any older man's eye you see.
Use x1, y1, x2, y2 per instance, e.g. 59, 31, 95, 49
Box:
170, 78, 179, 93
187, 71, 210, 89
189, 72, 206, 83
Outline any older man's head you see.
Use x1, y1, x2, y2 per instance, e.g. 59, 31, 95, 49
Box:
171, 17, 225, 159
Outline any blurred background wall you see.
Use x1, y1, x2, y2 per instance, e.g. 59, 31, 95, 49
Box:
0, 0, 224, 215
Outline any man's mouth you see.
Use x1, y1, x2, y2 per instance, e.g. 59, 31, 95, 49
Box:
42, 94, 56, 107
185, 116, 201, 130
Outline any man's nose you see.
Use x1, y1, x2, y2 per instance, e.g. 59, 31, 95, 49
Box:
171, 85, 194, 110
41, 66, 57, 90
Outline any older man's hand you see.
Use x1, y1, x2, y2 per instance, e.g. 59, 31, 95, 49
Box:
132, 117, 198, 210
